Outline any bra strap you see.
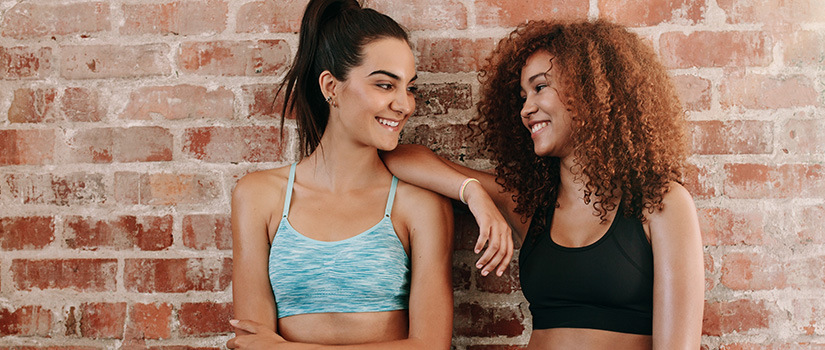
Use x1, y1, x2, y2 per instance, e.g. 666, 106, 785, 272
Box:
384, 176, 399, 217
282, 163, 297, 218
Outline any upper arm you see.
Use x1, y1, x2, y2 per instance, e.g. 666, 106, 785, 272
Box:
649, 183, 704, 349
231, 174, 279, 333
401, 185, 454, 348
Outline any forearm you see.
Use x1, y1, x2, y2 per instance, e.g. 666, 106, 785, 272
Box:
278, 338, 441, 350
381, 144, 472, 200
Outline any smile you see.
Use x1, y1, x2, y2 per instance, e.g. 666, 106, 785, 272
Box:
531, 121, 550, 134
377, 117, 400, 128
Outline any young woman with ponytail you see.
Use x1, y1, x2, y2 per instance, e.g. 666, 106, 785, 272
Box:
225, 0, 487, 348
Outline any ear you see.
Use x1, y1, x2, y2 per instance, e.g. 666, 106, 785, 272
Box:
318, 70, 337, 102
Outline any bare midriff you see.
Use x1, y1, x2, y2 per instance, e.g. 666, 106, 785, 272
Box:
527, 328, 652, 350
278, 310, 409, 345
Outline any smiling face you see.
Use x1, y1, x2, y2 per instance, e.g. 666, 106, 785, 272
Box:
519, 50, 574, 158
327, 37, 417, 151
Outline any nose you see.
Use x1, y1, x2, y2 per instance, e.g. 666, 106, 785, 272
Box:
520, 95, 537, 119
391, 90, 414, 116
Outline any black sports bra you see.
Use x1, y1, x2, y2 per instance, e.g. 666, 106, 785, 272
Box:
518, 202, 654, 335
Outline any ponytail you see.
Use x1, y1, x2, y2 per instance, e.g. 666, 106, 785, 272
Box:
279, 0, 409, 156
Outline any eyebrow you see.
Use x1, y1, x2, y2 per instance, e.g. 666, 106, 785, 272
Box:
368, 70, 418, 83
527, 72, 546, 84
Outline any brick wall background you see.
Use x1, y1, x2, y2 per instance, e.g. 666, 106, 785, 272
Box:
0, 0, 823, 349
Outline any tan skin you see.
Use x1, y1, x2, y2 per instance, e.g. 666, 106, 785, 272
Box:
228, 38, 454, 350
382, 51, 704, 349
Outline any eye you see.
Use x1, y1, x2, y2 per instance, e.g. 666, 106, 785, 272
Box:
406, 86, 418, 93
535, 84, 547, 93
376, 83, 393, 90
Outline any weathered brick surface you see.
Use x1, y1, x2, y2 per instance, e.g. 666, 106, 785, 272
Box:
1, 0, 823, 348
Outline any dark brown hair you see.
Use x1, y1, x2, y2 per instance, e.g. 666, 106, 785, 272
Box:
279, 0, 410, 156
475, 19, 688, 223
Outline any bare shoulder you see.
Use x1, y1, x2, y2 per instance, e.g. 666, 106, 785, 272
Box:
232, 165, 293, 221
644, 182, 700, 240
394, 180, 452, 216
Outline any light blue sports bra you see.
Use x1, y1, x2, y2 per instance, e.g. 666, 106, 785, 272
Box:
268, 163, 411, 318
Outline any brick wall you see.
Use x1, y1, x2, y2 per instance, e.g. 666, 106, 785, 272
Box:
0, 0, 823, 349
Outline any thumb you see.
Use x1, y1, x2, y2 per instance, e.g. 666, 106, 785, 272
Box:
229, 319, 259, 334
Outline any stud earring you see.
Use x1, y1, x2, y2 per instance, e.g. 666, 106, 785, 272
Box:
325, 96, 332, 103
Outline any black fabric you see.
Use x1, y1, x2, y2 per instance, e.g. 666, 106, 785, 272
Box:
519, 201, 654, 335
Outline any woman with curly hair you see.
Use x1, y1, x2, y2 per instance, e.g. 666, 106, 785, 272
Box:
382, 19, 703, 348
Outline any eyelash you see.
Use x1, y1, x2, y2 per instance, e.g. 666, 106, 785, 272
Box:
377, 84, 418, 93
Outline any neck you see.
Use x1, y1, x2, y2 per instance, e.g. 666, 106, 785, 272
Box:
301, 128, 390, 192
556, 155, 587, 207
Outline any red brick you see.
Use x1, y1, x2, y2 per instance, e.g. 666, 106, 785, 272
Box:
795, 205, 825, 244
62, 88, 104, 122
453, 212, 481, 252
178, 40, 289, 76
672, 74, 711, 111
121, 85, 234, 120
0, 305, 52, 336
784, 31, 825, 67
5, 173, 106, 206
723, 163, 825, 199
80, 302, 126, 339
12, 259, 117, 292
68, 126, 173, 163
121, 0, 227, 36
0, 216, 54, 250
0, 347, 100, 350
780, 118, 825, 154
698, 207, 766, 246
792, 299, 825, 336
721, 344, 825, 350
64, 215, 173, 251
367, 0, 468, 30
124, 258, 232, 293
127, 303, 172, 340
178, 302, 233, 336
705, 252, 715, 291
660, 31, 770, 68
600, 0, 703, 26
416, 38, 496, 73
703, 299, 771, 336
717, 0, 825, 24
61, 44, 172, 79
476, 259, 521, 293
8, 88, 58, 123
454, 302, 526, 337
236, 0, 308, 33
0, 2, 110, 39
242, 84, 287, 120
789, 256, 825, 289
401, 124, 492, 163
474, 0, 588, 27
682, 163, 717, 199
113, 172, 221, 206
182, 126, 287, 163
0, 129, 55, 165
721, 252, 787, 290
690, 120, 772, 155
720, 72, 819, 110
182, 214, 231, 250
412, 83, 472, 117
453, 261, 472, 291
0, 46, 53, 80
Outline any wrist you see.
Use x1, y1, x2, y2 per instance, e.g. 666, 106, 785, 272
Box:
459, 178, 480, 204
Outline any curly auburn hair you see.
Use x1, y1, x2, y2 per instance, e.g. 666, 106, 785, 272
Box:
474, 19, 688, 224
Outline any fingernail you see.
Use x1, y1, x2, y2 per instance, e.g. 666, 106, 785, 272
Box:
497, 270, 504, 276
481, 270, 489, 276
475, 249, 481, 254
229, 319, 238, 325
476, 263, 483, 269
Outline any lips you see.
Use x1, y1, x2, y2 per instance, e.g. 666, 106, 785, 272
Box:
377, 117, 401, 128
530, 121, 550, 134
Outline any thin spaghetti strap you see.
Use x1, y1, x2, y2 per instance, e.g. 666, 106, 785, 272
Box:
384, 176, 399, 217
282, 163, 297, 218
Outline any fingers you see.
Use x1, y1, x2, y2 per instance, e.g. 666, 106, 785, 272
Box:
473, 229, 489, 255
229, 319, 258, 334
475, 226, 514, 277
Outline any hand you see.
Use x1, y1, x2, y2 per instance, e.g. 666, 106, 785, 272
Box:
463, 181, 513, 277
226, 319, 287, 349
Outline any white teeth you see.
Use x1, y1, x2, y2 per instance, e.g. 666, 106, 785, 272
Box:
378, 118, 400, 127
531, 121, 550, 133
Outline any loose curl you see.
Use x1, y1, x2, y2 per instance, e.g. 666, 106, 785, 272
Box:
474, 19, 687, 224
